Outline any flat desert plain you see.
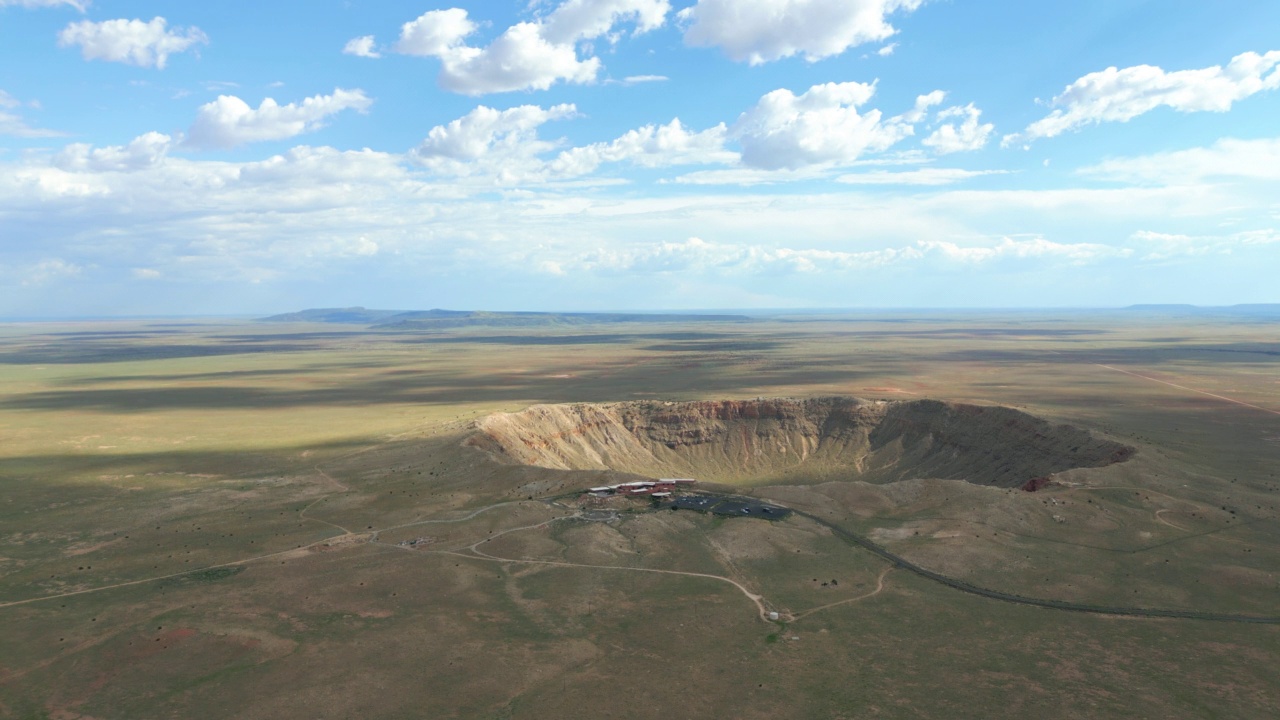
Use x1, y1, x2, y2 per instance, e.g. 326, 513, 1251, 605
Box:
1, 312, 1278, 719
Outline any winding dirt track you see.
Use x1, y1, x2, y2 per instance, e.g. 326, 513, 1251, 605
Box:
0, 540, 333, 610
299, 467, 354, 535
448, 549, 773, 622
1154, 509, 1190, 531
792, 566, 893, 621
0, 466, 362, 611
7, 473, 1280, 626
374, 501, 526, 535
400, 514, 775, 622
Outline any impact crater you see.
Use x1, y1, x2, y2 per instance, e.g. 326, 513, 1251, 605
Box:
471, 397, 1134, 488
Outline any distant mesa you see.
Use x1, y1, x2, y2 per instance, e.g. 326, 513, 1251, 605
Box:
258, 307, 407, 324
1123, 304, 1200, 311
1120, 304, 1280, 318
259, 307, 753, 328
471, 397, 1134, 489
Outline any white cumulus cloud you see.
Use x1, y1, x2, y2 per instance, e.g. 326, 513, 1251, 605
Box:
1007, 50, 1280, 145
443, 21, 599, 95
403, 80, 971, 184
678, 0, 923, 65
393, 8, 476, 56
539, 0, 670, 44
57, 16, 208, 69
184, 89, 372, 150
733, 81, 914, 169
392, 2, 670, 95
415, 103, 577, 161
898, 90, 945, 123
56, 132, 172, 172
922, 104, 994, 154
343, 35, 380, 58
412, 103, 732, 183
550, 118, 733, 176
411, 103, 578, 181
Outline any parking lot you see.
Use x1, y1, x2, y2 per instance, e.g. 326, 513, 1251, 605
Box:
665, 495, 792, 520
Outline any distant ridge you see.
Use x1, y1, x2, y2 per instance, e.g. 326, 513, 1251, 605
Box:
259, 307, 407, 324
258, 305, 1279, 327
1123, 304, 1200, 311
1120, 304, 1280, 318
260, 307, 753, 328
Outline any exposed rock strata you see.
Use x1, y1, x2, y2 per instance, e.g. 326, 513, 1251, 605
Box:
471, 397, 1134, 488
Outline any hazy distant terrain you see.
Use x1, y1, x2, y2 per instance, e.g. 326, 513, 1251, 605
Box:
1, 311, 1278, 719
260, 307, 755, 329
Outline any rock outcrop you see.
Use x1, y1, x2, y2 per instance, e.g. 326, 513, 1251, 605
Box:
470, 397, 1134, 488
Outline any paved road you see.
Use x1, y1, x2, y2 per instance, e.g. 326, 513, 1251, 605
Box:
555, 488, 1280, 624
8, 482, 1276, 627
773, 498, 1280, 625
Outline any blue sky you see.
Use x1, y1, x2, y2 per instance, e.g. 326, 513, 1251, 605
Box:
2, 0, 1278, 316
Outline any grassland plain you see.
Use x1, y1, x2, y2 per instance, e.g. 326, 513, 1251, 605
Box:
0, 313, 1278, 718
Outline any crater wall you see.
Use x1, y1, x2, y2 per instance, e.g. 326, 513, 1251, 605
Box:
471, 397, 1134, 488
